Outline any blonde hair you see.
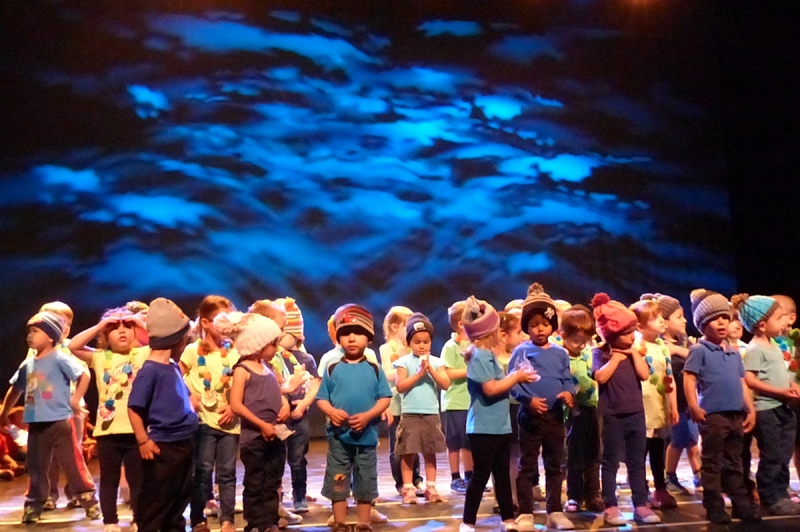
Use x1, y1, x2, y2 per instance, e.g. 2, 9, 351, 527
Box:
464, 329, 501, 363
382, 306, 413, 341
448, 301, 466, 332
554, 299, 572, 315
629, 299, 661, 327
504, 299, 525, 312
39, 301, 73, 325
249, 299, 286, 323
498, 311, 520, 334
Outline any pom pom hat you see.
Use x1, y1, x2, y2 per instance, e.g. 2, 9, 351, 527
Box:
731, 294, 781, 333
333, 304, 375, 342
462, 296, 500, 340
521, 282, 558, 332
406, 312, 434, 344
591, 293, 638, 340
277, 297, 304, 340
690, 289, 731, 331
214, 311, 281, 357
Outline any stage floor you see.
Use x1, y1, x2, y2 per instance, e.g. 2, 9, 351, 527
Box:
1, 437, 799, 531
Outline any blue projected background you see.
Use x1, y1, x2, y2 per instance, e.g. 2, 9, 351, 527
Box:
0, 1, 734, 366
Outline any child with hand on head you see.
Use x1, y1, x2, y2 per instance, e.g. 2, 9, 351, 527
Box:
394, 313, 450, 504
459, 296, 537, 532
591, 293, 660, 526
509, 283, 575, 532
734, 294, 800, 516
683, 290, 759, 524
316, 305, 392, 532
127, 298, 199, 532
69, 306, 150, 532
0, 312, 99, 524
222, 311, 290, 532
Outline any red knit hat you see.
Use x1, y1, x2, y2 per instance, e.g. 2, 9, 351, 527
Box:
591, 293, 638, 341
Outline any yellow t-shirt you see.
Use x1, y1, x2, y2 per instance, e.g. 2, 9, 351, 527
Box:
180, 340, 241, 434
639, 339, 672, 435
92, 347, 150, 437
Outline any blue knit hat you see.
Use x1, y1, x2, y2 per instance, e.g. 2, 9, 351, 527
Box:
731, 294, 781, 333
27, 311, 65, 346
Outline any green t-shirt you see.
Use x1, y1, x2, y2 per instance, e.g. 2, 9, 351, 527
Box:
569, 346, 598, 408
744, 342, 792, 411
441, 336, 470, 411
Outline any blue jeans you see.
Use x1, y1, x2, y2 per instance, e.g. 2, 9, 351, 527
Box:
286, 417, 310, 502
191, 425, 239, 526
601, 411, 648, 508
754, 405, 797, 507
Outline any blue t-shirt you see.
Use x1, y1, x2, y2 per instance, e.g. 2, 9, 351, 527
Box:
393, 354, 446, 415
466, 348, 511, 435
509, 343, 574, 417
316, 357, 392, 446
684, 340, 745, 415
128, 360, 199, 443
11, 350, 86, 424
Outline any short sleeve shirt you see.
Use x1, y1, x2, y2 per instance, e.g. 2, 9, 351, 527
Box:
10, 350, 86, 423
441, 336, 471, 412
283, 349, 320, 419
684, 340, 745, 414
466, 348, 511, 435
592, 348, 644, 416
744, 343, 791, 411
379, 341, 405, 416
393, 354, 445, 414
92, 347, 151, 437
128, 360, 199, 442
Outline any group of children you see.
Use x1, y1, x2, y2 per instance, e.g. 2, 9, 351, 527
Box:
2, 285, 800, 532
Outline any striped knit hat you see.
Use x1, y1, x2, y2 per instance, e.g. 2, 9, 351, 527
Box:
521, 282, 558, 332
731, 294, 781, 333
690, 289, 731, 331
641, 293, 682, 320
462, 296, 500, 340
27, 311, 65, 346
276, 297, 304, 340
334, 304, 374, 342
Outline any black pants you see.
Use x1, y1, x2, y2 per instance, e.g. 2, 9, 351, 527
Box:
699, 412, 748, 512
646, 437, 667, 490
464, 434, 513, 525
137, 438, 194, 532
516, 410, 565, 514
97, 434, 143, 525
754, 405, 797, 507
566, 404, 600, 503
240, 437, 286, 531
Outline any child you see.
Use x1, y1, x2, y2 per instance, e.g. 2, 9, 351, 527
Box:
316, 304, 392, 532
377, 306, 423, 495
560, 305, 603, 513
69, 307, 150, 532
0, 427, 25, 479
630, 298, 679, 509
394, 312, 450, 504
440, 301, 475, 494
3, 406, 28, 461
179, 295, 240, 532
510, 283, 574, 531
128, 298, 199, 532
222, 311, 290, 532
460, 296, 537, 532
728, 317, 748, 356
275, 297, 321, 514
734, 294, 800, 515
0, 311, 100, 524
591, 293, 660, 526
496, 311, 525, 504
683, 289, 760, 523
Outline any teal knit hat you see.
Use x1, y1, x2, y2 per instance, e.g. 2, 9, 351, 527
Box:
731, 294, 781, 333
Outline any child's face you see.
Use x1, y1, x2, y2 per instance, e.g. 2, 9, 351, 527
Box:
610, 329, 636, 350
259, 340, 279, 362
409, 331, 432, 356
27, 326, 53, 352
780, 310, 795, 336
727, 320, 743, 342
504, 321, 524, 351
562, 330, 592, 356
105, 320, 135, 353
340, 332, 369, 358
640, 314, 666, 337
702, 316, 730, 343
527, 314, 553, 346
665, 308, 687, 337
279, 333, 298, 350
201, 307, 230, 345
760, 308, 785, 339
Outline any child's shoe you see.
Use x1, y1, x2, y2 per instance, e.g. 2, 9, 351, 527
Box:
665, 474, 690, 496
459, 523, 475, 532
633, 506, 660, 524
370, 507, 388, 523
424, 486, 443, 503
649, 488, 677, 509
355, 525, 372, 532
564, 499, 580, 513
513, 513, 536, 532
402, 487, 417, 504
221, 521, 237, 532
501, 519, 519, 531
67, 497, 82, 509
293, 497, 309, 513
450, 477, 467, 493
706, 505, 731, 524
42, 497, 56, 511
204, 499, 219, 518
767, 498, 800, 516
21, 507, 41, 524
278, 505, 303, 525
603, 506, 627, 526
532, 485, 546, 501
85, 503, 102, 520
191, 522, 211, 532
0, 470, 14, 481
104, 524, 122, 532
546, 512, 575, 530
330, 522, 349, 532
585, 497, 605, 513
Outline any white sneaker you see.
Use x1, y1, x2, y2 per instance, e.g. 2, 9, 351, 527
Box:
104, 524, 122, 532
514, 513, 537, 532
278, 507, 302, 525
502, 519, 520, 531
546, 512, 574, 530
459, 523, 476, 532
370, 507, 388, 523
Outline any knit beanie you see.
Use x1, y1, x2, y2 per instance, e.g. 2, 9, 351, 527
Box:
521, 282, 558, 332
731, 294, 781, 333
213, 312, 281, 357
462, 296, 500, 340
641, 293, 682, 320
334, 304, 375, 342
591, 293, 638, 341
690, 289, 731, 331
27, 311, 65, 346
147, 298, 191, 350
406, 312, 434, 344
276, 297, 304, 340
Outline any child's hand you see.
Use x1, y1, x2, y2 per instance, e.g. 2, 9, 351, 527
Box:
189, 393, 201, 412
277, 401, 291, 423
514, 368, 538, 384
688, 404, 706, 423
217, 404, 236, 426
417, 358, 429, 374
139, 439, 160, 460
783, 388, 800, 403
743, 410, 756, 433
70, 399, 87, 419
329, 409, 349, 427
670, 408, 679, 426
383, 410, 394, 426
529, 397, 548, 414
556, 391, 574, 408
260, 422, 277, 441
291, 400, 307, 420
348, 412, 371, 432
288, 369, 305, 389
610, 350, 628, 362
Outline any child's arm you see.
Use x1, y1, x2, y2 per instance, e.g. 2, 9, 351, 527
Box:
348, 397, 391, 432
483, 369, 536, 397
593, 350, 627, 385
70, 370, 90, 418
683, 371, 706, 423
666, 342, 690, 359
429, 364, 451, 390
744, 371, 800, 402
291, 377, 321, 420
442, 344, 467, 380
280, 367, 306, 395
0, 388, 22, 430
631, 349, 650, 381
128, 407, 160, 459
68, 319, 117, 363
742, 378, 756, 433
316, 399, 349, 426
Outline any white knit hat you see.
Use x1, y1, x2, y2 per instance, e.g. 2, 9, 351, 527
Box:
213, 311, 281, 357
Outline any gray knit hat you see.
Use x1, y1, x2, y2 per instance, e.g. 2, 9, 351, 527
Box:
406, 312, 434, 344
690, 289, 731, 331
147, 298, 191, 349
641, 293, 682, 320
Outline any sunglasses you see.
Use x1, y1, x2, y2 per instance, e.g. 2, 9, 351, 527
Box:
106, 320, 136, 330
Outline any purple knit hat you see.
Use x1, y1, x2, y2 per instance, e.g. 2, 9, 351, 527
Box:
462, 296, 500, 340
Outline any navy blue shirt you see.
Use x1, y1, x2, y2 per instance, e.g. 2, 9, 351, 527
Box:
128, 360, 198, 443
509, 342, 574, 417
684, 339, 745, 414
592, 347, 644, 416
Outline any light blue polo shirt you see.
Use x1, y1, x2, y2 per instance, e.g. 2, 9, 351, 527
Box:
466, 348, 511, 435
393, 354, 445, 414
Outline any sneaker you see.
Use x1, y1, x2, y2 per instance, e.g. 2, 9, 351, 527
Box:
204, 500, 219, 518
85, 503, 102, 520
293, 498, 309, 513
665, 476, 690, 496
603, 506, 627, 526
706, 505, 731, 525
451, 477, 467, 493
104, 524, 122, 532
0, 470, 14, 481
42, 498, 56, 511
633, 506, 660, 524
21, 507, 41, 524
459, 524, 476, 532
532, 486, 546, 502
693, 472, 703, 488
731, 501, 762, 523
370, 507, 388, 524
67, 497, 82, 509
278, 507, 303, 525
331, 523, 349, 532
564, 499, 580, 513
424, 486, 443, 503
768, 498, 800, 516
221, 521, 236, 532
234, 502, 243, 514
513, 513, 537, 532
415, 482, 426, 497
402, 487, 417, 504
585, 497, 605, 513
501, 519, 519, 532
355, 525, 373, 532
546, 512, 575, 530
649, 488, 677, 509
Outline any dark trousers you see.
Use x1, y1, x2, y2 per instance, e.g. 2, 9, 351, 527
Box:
699, 412, 748, 511
137, 438, 194, 532
190, 425, 239, 526
741, 431, 755, 492
286, 417, 310, 502
48, 416, 84, 501
464, 434, 514, 524
566, 404, 600, 503
601, 411, 648, 508
754, 405, 797, 507
646, 437, 667, 490
97, 434, 143, 525
240, 437, 286, 531
516, 410, 565, 514
388, 415, 421, 490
